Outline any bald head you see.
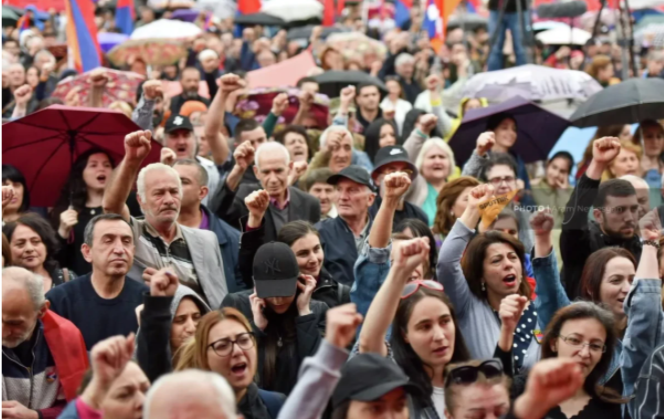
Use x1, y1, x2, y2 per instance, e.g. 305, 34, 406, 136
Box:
2, 267, 48, 348
619, 175, 650, 219
143, 370, 236, 419
2, 267, 45, 310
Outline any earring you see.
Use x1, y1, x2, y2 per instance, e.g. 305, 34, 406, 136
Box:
481, 282, 486, 292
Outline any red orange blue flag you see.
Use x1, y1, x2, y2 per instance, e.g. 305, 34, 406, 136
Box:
423, 0, 461, 51
64, 0, 102, 72
115, 0, 135, 35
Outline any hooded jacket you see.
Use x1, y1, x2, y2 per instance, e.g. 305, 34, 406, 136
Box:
444, 97, 489, 141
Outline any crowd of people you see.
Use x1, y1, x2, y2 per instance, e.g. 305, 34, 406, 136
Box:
3, 0, 664, 418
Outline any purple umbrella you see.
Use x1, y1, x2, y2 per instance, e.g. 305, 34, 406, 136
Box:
449, 96, 570, 165
170, 9, 200, 22
97, 32, 130, 53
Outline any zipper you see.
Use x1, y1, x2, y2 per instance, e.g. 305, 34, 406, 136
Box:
27, 328, 40, 409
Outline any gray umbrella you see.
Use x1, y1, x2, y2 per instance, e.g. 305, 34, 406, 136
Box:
570, 78, 664, 127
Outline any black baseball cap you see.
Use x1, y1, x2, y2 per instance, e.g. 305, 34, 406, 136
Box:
332, 353, 421, 408
371, 145, 418, 181
252, 242, 300, 299
327, 165, 374, 190
164, 114, 194, 134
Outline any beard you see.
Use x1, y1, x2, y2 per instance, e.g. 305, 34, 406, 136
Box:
3, 325, 35, 349
182, 89, 199, 99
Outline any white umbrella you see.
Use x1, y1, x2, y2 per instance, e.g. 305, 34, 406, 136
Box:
461, 64, 603, 103
533, 21, 569, 32
626, 0, 664, 9
635, 23, 664, 48
536, 26, 592, 45
130, 19, 202, 40
261, 0, 323, 22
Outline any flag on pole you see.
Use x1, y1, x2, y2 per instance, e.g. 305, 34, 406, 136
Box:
238, 0, 261, 14
323, 0, 335, 26
423, 0, 461, 51
395, 0, 412, 28
64, 0, 102, 72
115, 0, 134, 35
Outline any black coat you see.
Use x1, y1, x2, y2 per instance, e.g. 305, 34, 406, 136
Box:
560, 174, 642, 299
221, 290, 327, 395
316, 215, 373, 286
212, 181, 320, 242
238, 220, 350, 307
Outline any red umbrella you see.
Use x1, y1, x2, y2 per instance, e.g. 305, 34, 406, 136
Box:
50, 69, 145, 108
2, 105, 162, 207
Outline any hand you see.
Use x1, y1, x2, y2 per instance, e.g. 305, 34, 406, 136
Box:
64, 86, 81, 107
556, 46, 571, 60
297, 90, 314, 112
475, 132, 495, 157
249, 292, 268, 330
426, 74, 440, 91
592, 136, 621, 164
13, 84, 32, 107
499, 294, 528, 333
339, 86, 356, 108
40, 61, 54, 78
149, 268, 179, 297
311, 25, 323, 40
291, 161, 308, 181
466, 183, 495, 210
89, 69, 109, 88
1, 401, 38, 419
271, 93, 289, 117
89, 334, 136, 395
514, 359, 584, 419
58, 208, 79, 238
516, 179, 525, 191
383, 172, 412, 201
639, 207, 662, 241
219, 73, 245, 94
245, 189, 270, 223
160, 147, 176, 166
142, 80, 163, 101
382, 106, 395, 121
124, 130, 152, 162
2, 185, 14, 210
233, 141, 255, 171
296, 274, 317, 316
392, 237, 430, 275
555, 174, 569, 190
325, 129, 348, 153
325, 303, 363, 349
417, 114, 438, 135
370, 60, 382, 76
530, 208, 554, 237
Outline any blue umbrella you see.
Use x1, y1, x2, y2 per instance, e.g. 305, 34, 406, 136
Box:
97, 32, 129, 53
449, 96, 570, 165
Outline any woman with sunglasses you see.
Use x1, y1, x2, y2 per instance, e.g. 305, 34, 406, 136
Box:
530, 207, 664, 406
437, 184, 539, 371
359, 237, 471, 418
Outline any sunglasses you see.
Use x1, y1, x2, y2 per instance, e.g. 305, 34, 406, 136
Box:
445, 359, 504, 387
401, 280, 444, 300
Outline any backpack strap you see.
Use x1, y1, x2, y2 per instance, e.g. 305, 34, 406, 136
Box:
258, 389, 284, 419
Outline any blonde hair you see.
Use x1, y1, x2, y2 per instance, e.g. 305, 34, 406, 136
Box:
604, 140, 642, 180
415, 138, 456, 179
109, 101, 133, 119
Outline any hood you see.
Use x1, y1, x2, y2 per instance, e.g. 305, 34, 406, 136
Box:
456, 97, 489, 120
170, 285, 211, 319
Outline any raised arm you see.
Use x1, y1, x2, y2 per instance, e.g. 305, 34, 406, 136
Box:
102, 130, 153, 221
204, 74, 242, 165
238, 190, 270, 287
132, 81, 161, 132
461, 132, 495, 178
359, 238, 430, 356
497, 294, 528, 377
88, 69, 108, 108
402, 113, 436, 162
369, 172, 411, 249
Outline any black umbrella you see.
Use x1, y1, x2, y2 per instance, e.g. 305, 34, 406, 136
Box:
447, 15, 488, 31
312, 71, 387, 99
234, 12, 286, 27
287, 25, 347, 41
570, 78, 664, 127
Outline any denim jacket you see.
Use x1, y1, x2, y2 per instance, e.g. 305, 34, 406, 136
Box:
532, 250, 664, 401
351, 244, 392, 338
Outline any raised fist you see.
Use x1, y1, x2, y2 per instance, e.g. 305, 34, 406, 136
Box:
233, 141, 255, 171
124, 130, 152, 162
476, 132, 495, 157
592, 137, 621, 164
142, 80, 163, 101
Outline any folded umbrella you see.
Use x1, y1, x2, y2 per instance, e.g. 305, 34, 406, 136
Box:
570, 78, 664, 127
449, 96, 570, 165
2, 105, 162, 207
312, 70, 387, 99
49, 69, 145, 107
461, 64, 603, 103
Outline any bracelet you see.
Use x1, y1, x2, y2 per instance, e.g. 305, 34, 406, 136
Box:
642, 239, 660, 249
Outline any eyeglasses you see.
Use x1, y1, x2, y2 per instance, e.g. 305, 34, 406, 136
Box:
488, 176, 516, 186
559, 334, 606, 353
401, 280, 444, 299
207, 332, 255, 357
444, 359, 504, 388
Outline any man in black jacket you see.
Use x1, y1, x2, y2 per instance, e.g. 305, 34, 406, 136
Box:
213, 141, 320, 241
169, 67, 211, 115
561, 137, 642, 299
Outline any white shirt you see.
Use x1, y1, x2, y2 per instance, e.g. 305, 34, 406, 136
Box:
431, 386, 446, 418
380, 97, 412, 136
196, 156, 220, 207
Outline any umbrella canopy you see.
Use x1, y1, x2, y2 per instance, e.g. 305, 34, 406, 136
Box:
246, 51, 317, 89
449, 96, 570, 165
325, 32, 388, 66
193, 0, 236, 20
234, 12, 286, 26
262, 0, 323, 23
131, 19, 202, 40
170, 9, 200, 22
570, 78, 664, 127
532, 20, 570, 32
108, 39, 187, 66
447, 15, 488, 31
235, 87, 330, 129
98, 32, 130, 53
2, 6, 21, 26
2, 105, 162, 207
312, 70, 387, 99
287, 25, 347, 41
536, 26, 591, 45
461, 64, 603, 103
635, 23, 664, 47
50, 69, 145, 108
636, 14, 664, 30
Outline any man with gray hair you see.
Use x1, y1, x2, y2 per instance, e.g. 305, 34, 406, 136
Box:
103, 130, 229, 308
3, 267, 89, 418
143, 370, 237, 419
213, 140, 320, 242
46, 213, 148, 349
394, 52, 421, 104
620, 174, 651, 221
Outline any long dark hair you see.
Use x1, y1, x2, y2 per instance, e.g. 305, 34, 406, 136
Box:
395, 218, 438, 280
2, 164, 30, 213
541, 302, 626, 404
579, 247, 636, 303
3, 212, 61, 275
50, 149, 115, 229
261, 298, 299, 390
277, 220, 320, 247
402, 109, 443, 140
364, 118, 399, 163
390, 288, 470, 409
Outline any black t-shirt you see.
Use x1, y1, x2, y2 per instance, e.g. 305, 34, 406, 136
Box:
46, 273, 148, 350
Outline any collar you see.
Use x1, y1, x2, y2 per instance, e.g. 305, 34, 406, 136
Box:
269, 188, 290, 211
144, 221, 184, 243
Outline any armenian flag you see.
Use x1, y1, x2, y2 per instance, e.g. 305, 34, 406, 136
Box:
64, 0, 102, 72
16, 13, 31, 33
115, 0, 135, 35
395, 0, 412, 28
423, 0, 461, 51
